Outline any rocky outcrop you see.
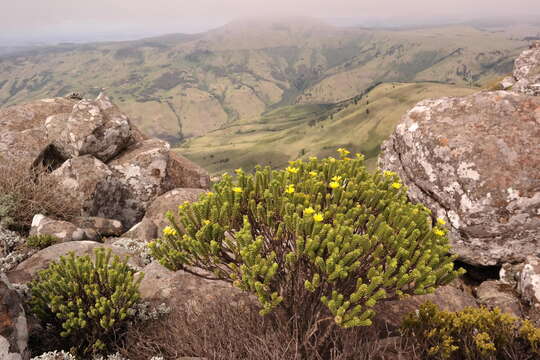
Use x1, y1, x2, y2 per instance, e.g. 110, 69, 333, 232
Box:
45, 94, 131, 162
0, 274, 29, 360
379, 90, 540, 266
0, 93, 210, 228
513, 41, 540, 96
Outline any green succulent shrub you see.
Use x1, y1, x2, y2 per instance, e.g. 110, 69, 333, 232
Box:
26, 234, 59, 249
402, 302, 540, 360
29, 248, 143, 356
150, 149, 463, 351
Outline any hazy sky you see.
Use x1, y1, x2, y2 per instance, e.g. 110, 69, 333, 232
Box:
2, 0, 540, 44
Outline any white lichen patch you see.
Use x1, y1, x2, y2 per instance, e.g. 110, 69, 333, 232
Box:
408, 122, 419, 132
507, 187, 520, 201
457, 162, 480, 181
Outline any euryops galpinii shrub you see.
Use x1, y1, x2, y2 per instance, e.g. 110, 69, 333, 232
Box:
150, 149, 463, 346
29, 248, 143, 356
402, 302, 540, 360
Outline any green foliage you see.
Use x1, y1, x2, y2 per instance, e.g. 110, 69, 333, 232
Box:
26, 234, 59, 249
150, 149, 462, 334
0, 193, 16, 227
29, 248, 143, 356
402, 302, 540, 360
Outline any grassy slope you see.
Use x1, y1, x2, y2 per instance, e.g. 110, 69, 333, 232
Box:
177, 82, 477, 174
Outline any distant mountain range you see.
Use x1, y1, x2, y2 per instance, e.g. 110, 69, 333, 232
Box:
1, 18, 539, 173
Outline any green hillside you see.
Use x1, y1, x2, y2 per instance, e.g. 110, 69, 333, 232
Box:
0, 19, 536, 144
177, 82, 477, 174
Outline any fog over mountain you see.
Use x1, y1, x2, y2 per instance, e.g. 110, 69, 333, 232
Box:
2, 0, 540, 45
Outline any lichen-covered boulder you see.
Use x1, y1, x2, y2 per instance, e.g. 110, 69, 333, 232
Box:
0, 98, 75, 168
46, 93, 132, 162
513, 41, 540, 96
518, 256, 540, 308
379, 91, 540, 266
0, 274, 29, 360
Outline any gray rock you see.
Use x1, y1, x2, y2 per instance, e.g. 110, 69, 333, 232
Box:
518, 256, 540, 308
476, 280, 522, 317
513, 41, 540, 96
138, 262, 251, 311
0, 274, 29, 360
379, 90, 540, 266
70, 216, 124, 237
50, 155, 134, 226
7, 241, 143, 284
46, 93, 132, 162
30, 214, 97, 242
500, 262, 525, 287
122, 218, 158, 243
0, 98, 76, 170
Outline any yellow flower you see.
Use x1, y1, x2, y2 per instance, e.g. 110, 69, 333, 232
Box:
206, 192, 214, 197
329, 181, 340, 189
286, 166, 299, 174
288, 160, 296, 165
203, 220, 211, 225
337, 148, 350, 156
285, 184, 295, 194
391, 182, 402, 189
331, 176, 342, 181
309, 156, 317, 161
384, 170, 397, 177
355, 153, 364, 160
163, 226, 178, 236
434, 228, 445, 236
328, 157, 336, 162
309, 171, 318, 176
304, 207, 315, 215
313, 213, 324, 222
437, 218, 446, 226
232, 187, 243, 193
234, 168, 243, 174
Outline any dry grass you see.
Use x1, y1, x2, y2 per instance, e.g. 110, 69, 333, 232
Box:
118, 300, 418, 360
0, 161, 79, 233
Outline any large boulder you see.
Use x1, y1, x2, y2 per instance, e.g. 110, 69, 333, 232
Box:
0, 98, 75, 168
0, 274, 29, 360
50, 155, 133, 223
143, 188, 207, 233
7, 241, 144, 284
138, 261, 251, 311
46, 93, 132, 162
379, 90, 540, 266
513, 41, 540, 96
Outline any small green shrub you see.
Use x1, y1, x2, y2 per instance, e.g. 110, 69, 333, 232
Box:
26, 234, 59, 249
402, 302, 540, 360
29, 248, 143, 356
150, 149, 463, 353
